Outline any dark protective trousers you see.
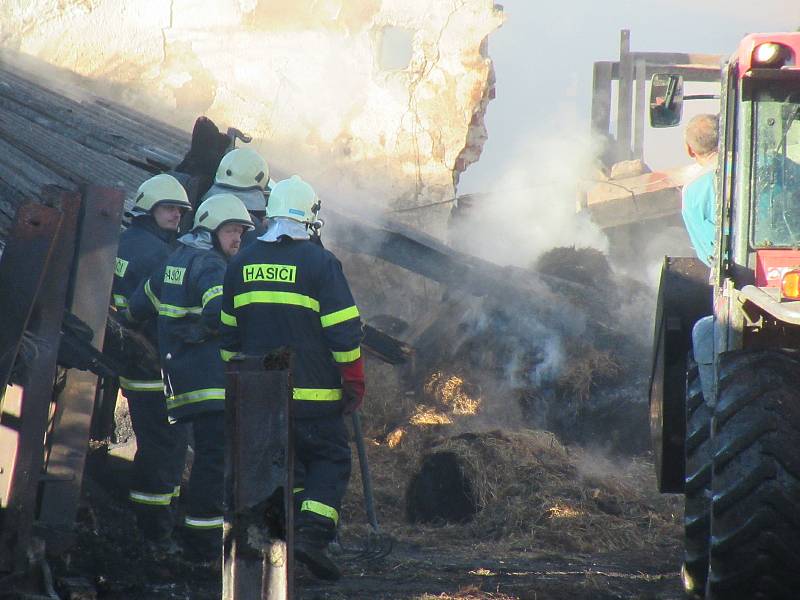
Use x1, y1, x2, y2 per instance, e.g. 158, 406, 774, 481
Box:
293, 415, 352, 543
126, 389, 188, 540
181, 411, 226, 555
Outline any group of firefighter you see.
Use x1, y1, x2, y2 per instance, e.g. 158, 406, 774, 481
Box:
111, 147, 364, 580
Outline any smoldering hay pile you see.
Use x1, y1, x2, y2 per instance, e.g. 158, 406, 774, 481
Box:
340, 246, 681, 551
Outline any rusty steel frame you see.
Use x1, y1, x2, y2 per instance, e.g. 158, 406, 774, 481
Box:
0, 189, 82, 573
37, 185, 124, 550
0, 200, 65, 573
0, 203, 63, 409
224, 353, 293, 600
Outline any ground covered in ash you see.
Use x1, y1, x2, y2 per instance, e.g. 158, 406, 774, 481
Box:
52, 247, 684, 599
60, 430, 683, 600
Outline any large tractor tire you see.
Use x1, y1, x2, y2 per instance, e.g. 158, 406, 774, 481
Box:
706, 350, 800, 600
682, 356, 712, 597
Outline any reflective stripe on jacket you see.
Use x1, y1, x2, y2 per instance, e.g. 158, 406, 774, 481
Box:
129, 243, 228, 422
112, 216, 175, 386
220, 237, 363, 417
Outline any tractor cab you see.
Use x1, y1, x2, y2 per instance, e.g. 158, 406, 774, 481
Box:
718, 34, 800, 355
648, 32, 800, 599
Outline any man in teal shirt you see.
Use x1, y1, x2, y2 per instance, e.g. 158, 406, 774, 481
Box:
681, 114, 719, 266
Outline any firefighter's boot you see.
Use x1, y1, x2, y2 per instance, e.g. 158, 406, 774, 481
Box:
294, 525, 341, 581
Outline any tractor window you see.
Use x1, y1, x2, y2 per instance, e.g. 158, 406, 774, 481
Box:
752, 88, 800, 247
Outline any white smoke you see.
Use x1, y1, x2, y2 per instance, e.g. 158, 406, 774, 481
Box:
451, 126, 608, 267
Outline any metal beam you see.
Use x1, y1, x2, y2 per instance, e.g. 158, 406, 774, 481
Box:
37, 186, 123, 549
0, 189, 81, 573
0, 202, 63, 573
224, 353, 293, 600
0, 203, 63, 411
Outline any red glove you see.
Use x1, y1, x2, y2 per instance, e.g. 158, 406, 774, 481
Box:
338, 356, 365, 414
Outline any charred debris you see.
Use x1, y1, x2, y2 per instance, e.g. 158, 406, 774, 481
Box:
0, 59, 662, 596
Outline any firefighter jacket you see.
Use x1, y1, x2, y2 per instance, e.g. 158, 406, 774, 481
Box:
220, 237, 363, 418
112, 216, 176, 392
129, 242, 228, 422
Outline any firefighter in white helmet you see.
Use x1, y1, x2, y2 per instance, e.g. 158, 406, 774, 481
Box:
220, 176, 364, 580
112, 174, 192, 548
201, 147, 270, 247
128, 193, 253, 561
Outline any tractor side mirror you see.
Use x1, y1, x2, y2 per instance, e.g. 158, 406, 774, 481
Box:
649, 74, 684, 128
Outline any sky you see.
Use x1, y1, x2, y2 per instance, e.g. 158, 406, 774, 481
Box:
458, 0, 800, 194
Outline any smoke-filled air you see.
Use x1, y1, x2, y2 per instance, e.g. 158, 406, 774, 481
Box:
2, 1, 800, 598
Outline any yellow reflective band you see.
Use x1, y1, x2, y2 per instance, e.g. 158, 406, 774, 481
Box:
167, 388, 225, 410
332, 347, 361, 363
220, 310, 238, 327
184, 515, 224, 529
129, 490, 173, 506
158, 303, 203, 318
293, 487, 305, 494
113, 294, 129, 309
220, 349, 237, 362
320, 305, 360, 328
119, 377, 163, 392
173, 485, 181, 498
292, 388, 342, 401
233, 291, 319, 312
202, 285, 223, 307
300, 500, 339, 525
115, 257, 129, 278
145, 279, 160, 311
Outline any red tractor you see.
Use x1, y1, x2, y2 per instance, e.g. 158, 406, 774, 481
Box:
650, 33, 800, 599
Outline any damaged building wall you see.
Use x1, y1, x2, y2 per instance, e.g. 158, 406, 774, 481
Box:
0, 0, 504, 235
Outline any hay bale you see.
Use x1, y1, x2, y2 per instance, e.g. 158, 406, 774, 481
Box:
406, 451, 477, 523
534, 246, 614, 293
403, 430, 680, 552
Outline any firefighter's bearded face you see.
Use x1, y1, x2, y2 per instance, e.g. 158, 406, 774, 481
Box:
152, 204, 183, 231
216, 223, 246, 257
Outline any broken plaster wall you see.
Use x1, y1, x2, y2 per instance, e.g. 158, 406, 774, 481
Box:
0, 0, 504, 236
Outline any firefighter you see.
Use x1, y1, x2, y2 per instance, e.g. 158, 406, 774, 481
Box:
200, 147, 270, 246
113, 173, 192, 546
220, 175, 365, 581
128, 193, 254, 561
682, 113, 719, 267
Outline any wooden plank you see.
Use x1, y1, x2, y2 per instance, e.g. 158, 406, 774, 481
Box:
630, 51, 723, 67
0, 137, 74, 197
36, 186, 123, 549
0, 68, 189, 159
609, 63, 721, 83
633, 59, 647, 160
0, 106, 149, 197
0, 92, 155, 171
0, 189, 81, 572
615, 30, 634, 161
591, 62, 613, 137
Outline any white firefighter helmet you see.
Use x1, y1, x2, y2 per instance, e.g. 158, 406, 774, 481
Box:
215, 148, 270, 190
267, 176, 320, 224
193, 193, 255, 232
133, 173, 192, 213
